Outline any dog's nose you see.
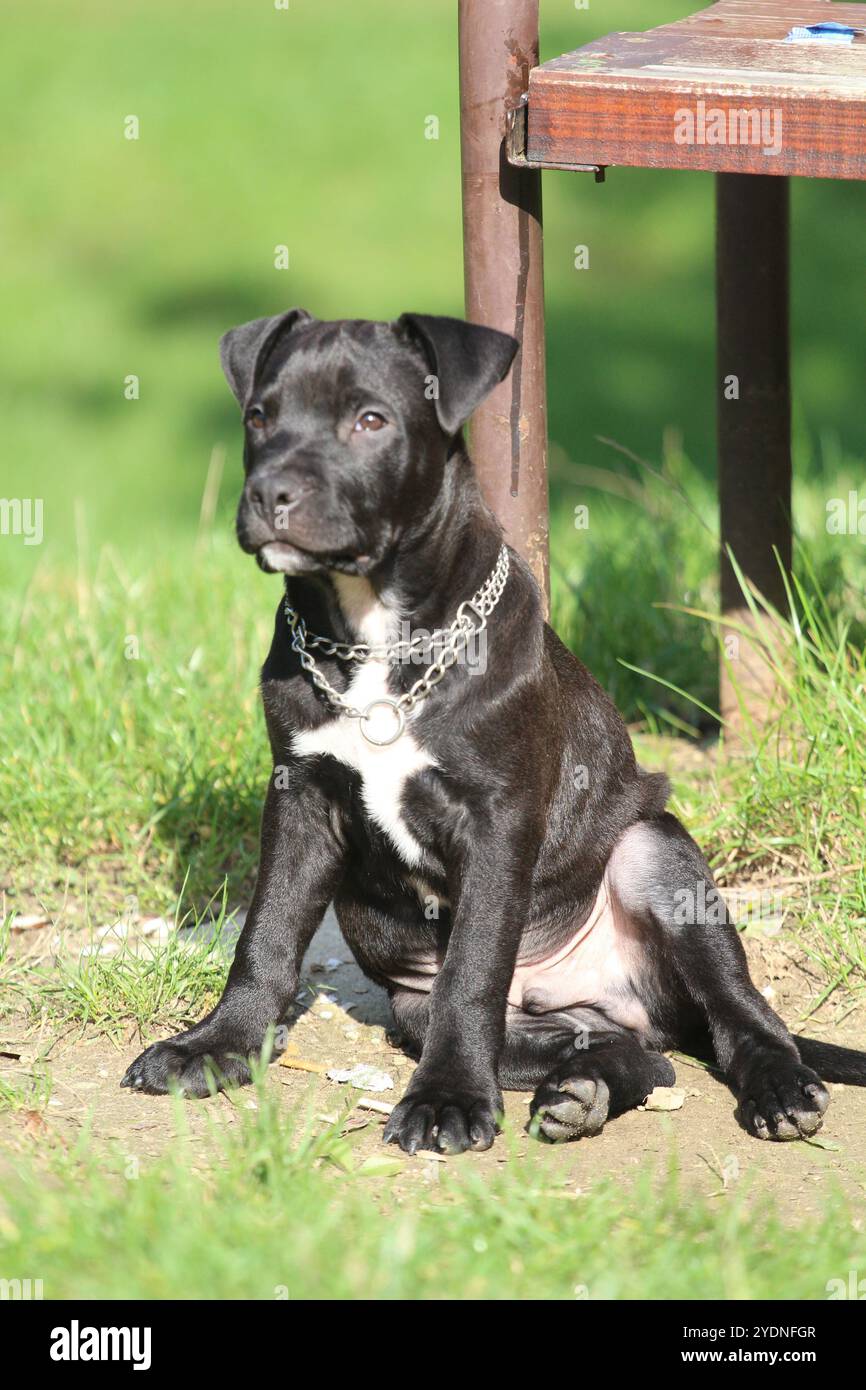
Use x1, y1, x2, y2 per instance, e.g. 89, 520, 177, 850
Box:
248, 475, 298, 525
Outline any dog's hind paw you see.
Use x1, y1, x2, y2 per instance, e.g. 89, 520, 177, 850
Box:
737, 1060, 830, 1141
531, 1075, 610, 1142
121, 1034, 256, 1097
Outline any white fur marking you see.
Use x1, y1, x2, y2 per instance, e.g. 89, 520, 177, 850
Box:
291, 575, 435, 868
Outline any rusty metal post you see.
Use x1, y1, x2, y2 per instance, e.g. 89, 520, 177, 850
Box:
458, 0, 549, 606
716, 173, 792, 728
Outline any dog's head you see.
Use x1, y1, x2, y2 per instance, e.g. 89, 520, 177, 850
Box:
220, 310, 518, 575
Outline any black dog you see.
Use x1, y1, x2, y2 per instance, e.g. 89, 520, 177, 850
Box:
123, 309, 866, 1153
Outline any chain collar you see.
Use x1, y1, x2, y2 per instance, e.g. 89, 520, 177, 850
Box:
284, 545, 510, 746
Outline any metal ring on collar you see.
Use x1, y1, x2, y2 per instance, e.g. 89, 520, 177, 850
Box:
359, 698, 406, 747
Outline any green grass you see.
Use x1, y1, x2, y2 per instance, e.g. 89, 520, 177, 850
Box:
1, 1072, 863, 1301
0, 1070, 51, 1113
551, 434, 866, 725
37, 920, 229, 1037
0, 534, 272, 921
684, 557, 866, 1006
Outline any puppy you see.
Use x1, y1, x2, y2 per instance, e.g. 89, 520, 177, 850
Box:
123, 310, 866, 1153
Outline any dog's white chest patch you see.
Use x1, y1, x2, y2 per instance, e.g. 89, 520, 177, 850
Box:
290, 576, 435, 868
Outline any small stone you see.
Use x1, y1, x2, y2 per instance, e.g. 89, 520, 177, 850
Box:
11, 914, 50, 931
139, 916, 173, 941
641, 1086, 686, 1112
326, 1064, 394, 1092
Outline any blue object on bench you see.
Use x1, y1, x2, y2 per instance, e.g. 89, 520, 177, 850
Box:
786, 22, 863, 45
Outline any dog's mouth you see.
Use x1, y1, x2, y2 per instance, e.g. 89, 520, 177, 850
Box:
255, 540, 321, 575
255, 540, 376, 577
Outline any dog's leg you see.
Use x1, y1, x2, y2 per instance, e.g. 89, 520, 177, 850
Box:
383, 823, 537, 1155
610, 814, 830, 1140
122, 780, 343, 1096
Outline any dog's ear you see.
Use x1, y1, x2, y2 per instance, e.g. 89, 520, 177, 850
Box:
219, 308, 314, 407
398, 313, 519, 435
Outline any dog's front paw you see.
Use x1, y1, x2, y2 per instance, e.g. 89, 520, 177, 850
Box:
383, 1083, 502, 1155
737, 1060, 830, 1141
121, 1032, 259, 1098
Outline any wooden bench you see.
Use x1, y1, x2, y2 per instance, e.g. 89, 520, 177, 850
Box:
522, 1, 866, 180
459, 1, 866, 721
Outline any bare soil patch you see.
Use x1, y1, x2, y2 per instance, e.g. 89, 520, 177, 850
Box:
2, 906, 865, 1216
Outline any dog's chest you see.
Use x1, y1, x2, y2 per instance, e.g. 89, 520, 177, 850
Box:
290, 576, 435, 867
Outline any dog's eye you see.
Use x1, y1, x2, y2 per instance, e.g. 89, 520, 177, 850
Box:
353, 411, 387, 433
246, 407, 267, 431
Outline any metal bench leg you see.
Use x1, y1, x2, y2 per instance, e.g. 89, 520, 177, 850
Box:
458, 0, 549, 606
716, 173, 792, 728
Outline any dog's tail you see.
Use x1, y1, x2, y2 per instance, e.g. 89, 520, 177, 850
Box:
797, 1036, 866, 1085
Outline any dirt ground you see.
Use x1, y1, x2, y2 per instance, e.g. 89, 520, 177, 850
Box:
2, 906, 865, 1214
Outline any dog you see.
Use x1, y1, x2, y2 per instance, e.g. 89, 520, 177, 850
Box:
123, 308, 866, 1153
